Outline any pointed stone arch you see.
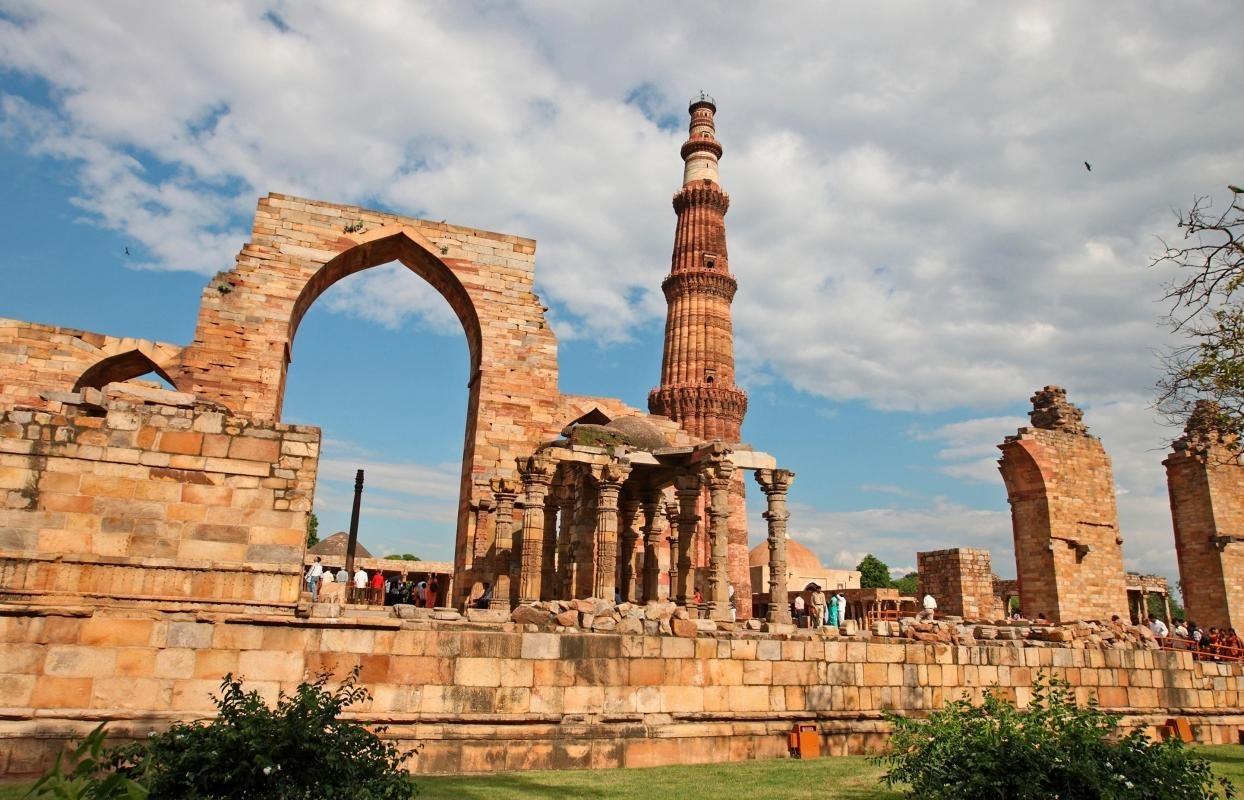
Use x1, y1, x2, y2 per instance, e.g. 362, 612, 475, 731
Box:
73, 348, 178, 392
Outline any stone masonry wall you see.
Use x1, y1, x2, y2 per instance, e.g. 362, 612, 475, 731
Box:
0, 319, 183, 411
917, 548, 1004, 620
998, 388, 1129, 624
0, 389, 318, 609
1, 606, 1242, 777
1165, 415, 1244, 632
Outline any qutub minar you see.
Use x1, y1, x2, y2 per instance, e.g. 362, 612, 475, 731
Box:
0, 91, 1242, 776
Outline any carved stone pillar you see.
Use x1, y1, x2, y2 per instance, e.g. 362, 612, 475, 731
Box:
553, 484, 574, 600
593, 461, 632, 600
661, 500, 681, 602
541, 491, 560, 601
705, 458, 736, 621
755, 468, 795, 625
619, 495, 641, 602
674, 471, 703, 606
516, 454, 556, 604
488, 477, 519, 610
641, 492, 664, 603
471, 498, 495, 567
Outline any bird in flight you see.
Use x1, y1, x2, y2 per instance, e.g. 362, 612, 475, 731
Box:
124, 247, 130, 256
1084, 162, 1092, 172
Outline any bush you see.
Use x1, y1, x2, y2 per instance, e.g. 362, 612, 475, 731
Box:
110, 669, 418, 799
876, 674, 1234, 800
24, 723, 148, 799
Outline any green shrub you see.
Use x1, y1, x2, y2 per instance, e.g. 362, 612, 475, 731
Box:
876, 674, 1234, 800
110, 669, 418, 799
24, 723, 148, 799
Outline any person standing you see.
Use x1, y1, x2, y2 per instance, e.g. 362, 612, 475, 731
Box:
335, 566, 348, 584
921, 592, 938, 621
352, 566, 368, 604
427, 576, 440, 609
836, 591, 847, 625
307, 557, 324, 601
369, 570, 385, 605
827, 591, 840, 628
793, 593, 807, 627
810, 585, 826, 629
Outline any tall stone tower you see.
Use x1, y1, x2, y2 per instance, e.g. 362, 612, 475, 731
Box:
649, 93, 753, 615
648, 92, 748, 440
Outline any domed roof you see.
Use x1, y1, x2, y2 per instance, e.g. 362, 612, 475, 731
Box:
603, 415, 670, 451
308, 532, 372, 560
749, 538, 824, 572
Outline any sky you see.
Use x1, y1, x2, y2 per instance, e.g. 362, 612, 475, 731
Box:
1, 2, 1241, 592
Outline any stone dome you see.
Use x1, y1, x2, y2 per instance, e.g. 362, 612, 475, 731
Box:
748, 538, 823, 572
308, 532, 372, 560
603, 415, 670, 451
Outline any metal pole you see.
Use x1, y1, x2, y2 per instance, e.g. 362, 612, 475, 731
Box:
345, 469, 364, 575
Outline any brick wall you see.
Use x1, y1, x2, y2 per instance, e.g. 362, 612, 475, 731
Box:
0, 388, 317, 609
917, 548, 1004, 620
1, 607, 1241, 777
998, 388, 1129, 623
1165, 412, 1244, 631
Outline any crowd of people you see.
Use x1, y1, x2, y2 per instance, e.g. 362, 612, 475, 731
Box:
302, 557, 444, 608
791, 586, 849, 628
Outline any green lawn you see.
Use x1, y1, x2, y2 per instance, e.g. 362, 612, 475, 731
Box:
3, 746, 1241, 799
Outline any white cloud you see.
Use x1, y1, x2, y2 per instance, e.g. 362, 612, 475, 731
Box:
1, 2, 1237, 578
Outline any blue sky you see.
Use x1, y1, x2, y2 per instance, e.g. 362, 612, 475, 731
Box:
2, 2, 1241, 587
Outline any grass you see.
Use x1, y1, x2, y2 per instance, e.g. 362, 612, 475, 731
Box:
2, 745, 1240, 799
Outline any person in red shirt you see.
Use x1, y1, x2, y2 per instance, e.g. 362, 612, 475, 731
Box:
369, 571, 385, 605
427, 576, 440, 609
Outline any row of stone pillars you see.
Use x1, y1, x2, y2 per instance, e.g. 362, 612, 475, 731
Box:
480, 454, 795, 625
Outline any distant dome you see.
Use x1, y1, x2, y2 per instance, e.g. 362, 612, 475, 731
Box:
603, 415, 670, 451
308, 532, 372, 560
749, 538, 823, 572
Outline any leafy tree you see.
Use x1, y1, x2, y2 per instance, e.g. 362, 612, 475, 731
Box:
856, 554, 893, 589
1155, 184, 1244, 434
877, 673, 1234, 799
892, 571, 919, 596
385, 554, 421, 561
110, 670, 418, 799
305, 513, 319, 550
25, 723, 148, 799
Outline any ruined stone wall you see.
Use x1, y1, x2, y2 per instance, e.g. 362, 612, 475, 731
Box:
917, 548, 1004, 620
0, 390, 317, 610
998, 388, 1129, 624
2, 607, 1242, 777
0, 319, 183, 411
1166, 430, 1244, 631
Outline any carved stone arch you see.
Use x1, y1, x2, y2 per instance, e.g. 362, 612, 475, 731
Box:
73, 349, 178, 392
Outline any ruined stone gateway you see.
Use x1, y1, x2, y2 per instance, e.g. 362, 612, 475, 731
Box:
2, 96, 1243, 776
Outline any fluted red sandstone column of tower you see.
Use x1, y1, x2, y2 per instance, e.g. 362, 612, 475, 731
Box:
648, 94, 752, 615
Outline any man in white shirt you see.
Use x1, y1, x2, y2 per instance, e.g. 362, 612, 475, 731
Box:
353, 568, 368, 604
1174, 620, 1189, 639
1147, 615, 1169, 639
335, 567, 349, 583
920, 593, 937, 621
306, 557, 323, 600
793, 593, 807, 627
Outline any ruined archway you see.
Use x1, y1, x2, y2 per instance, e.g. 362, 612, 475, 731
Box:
174, 195, 563, 603
73, 348, 178, 392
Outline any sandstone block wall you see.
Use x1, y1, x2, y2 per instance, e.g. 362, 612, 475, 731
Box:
0, 319, 182, 411
0, 390, 317, 609
998, 388, 1129, 623
917, 548, 1004, 620
1165, 420, 1244, 631
1, 607, 1241, 777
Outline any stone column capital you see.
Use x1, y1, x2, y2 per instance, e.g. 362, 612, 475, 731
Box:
517, 453, 557, 487
704, 457, 736, 489
754, 467, 795, 494
597, 459, 633, 488
489, 476, 520, 500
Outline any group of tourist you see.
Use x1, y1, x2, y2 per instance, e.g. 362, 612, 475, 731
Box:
1109, 614, 1244, 661
791, 586, 848, 628
301, 558, 442, 608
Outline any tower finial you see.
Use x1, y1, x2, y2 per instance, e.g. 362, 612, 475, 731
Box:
681, 93, 721, 186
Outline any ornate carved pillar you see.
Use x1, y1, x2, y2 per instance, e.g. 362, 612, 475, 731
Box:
755, 468, 795, 625
641, 492, 664, 603
593, 461, 632, 600
661, 500, 681, 602
516, 454, 556, 604
705, 458, 736, 621
674, 471, 703, 606
488, 477, 519, 610
553, 484, 574, 600
471, 498, 495, 568
541, 490, 560, 601
619, 495, 641, 602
